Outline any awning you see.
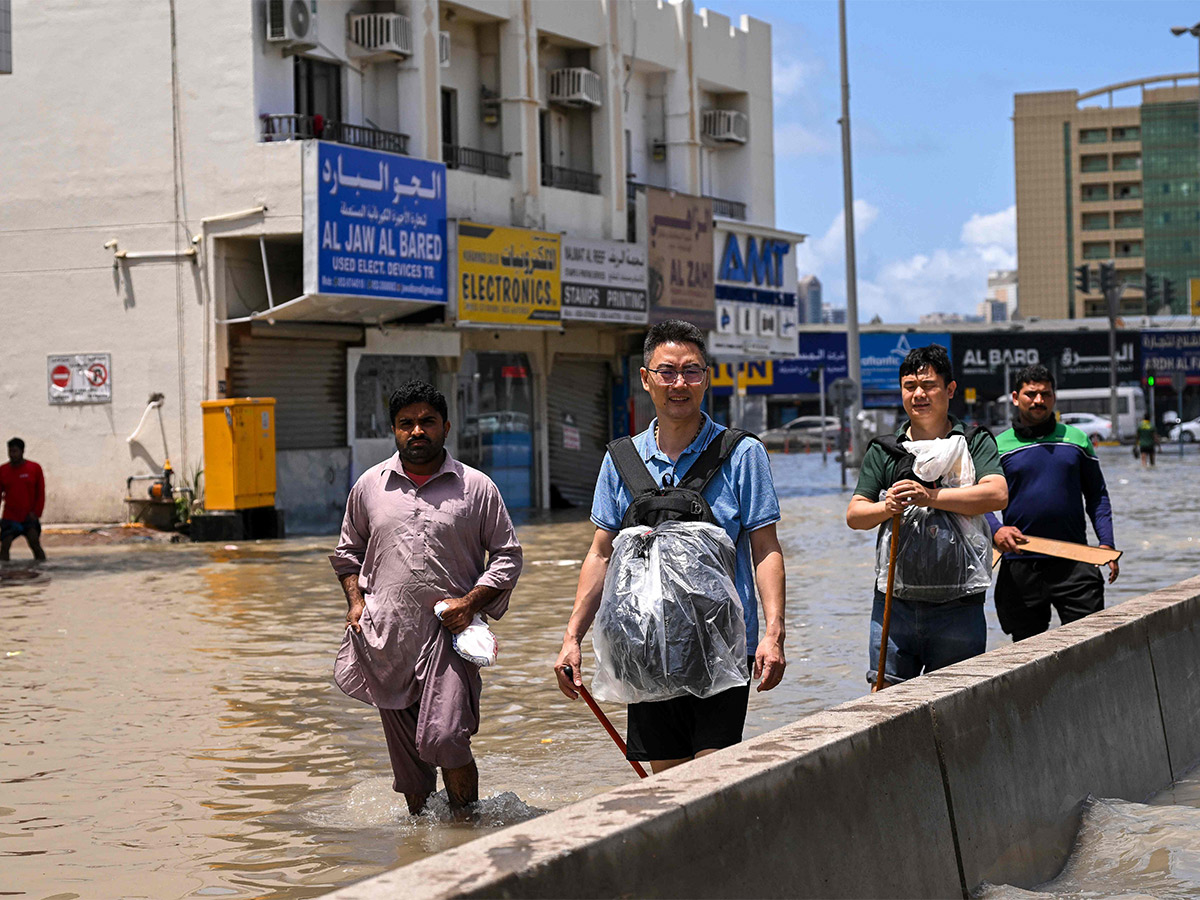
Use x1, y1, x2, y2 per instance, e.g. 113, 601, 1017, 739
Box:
219, 293, 444, 326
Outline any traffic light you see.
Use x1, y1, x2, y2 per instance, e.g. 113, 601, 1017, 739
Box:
1098, 262, 1116, 295
1163, 278, 1177, 311
1074, 264, 1091, 294
1144, 273, 1159, 312
1147, 366, 1156, 388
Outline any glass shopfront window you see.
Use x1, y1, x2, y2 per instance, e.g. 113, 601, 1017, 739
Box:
456, 352, 535, 509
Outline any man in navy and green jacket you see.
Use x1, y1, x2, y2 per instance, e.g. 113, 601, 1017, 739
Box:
987, 364, 1118, 642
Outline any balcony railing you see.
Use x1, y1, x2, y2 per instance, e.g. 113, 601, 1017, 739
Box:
443, 143, 509, 178
542, 163, 600, 194
260, 114, 410, 156
710, 196, 748, 220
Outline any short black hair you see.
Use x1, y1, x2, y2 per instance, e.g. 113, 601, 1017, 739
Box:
898, 343, 953, 385
643, 319, 710, 368
7, 437, 24, 451
388, 381, 448, 424
1012, 363, 1055, 392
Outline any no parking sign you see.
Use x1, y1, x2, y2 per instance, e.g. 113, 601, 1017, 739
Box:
47, 353, 112, 404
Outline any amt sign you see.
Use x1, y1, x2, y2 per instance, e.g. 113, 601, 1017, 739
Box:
718, 232, 791, 288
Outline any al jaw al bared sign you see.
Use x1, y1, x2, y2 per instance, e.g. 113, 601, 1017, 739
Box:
457, 222, 561, 327
645, 188, 714, 330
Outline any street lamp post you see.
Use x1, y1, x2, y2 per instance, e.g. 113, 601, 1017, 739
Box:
1171, 22, 1200, 318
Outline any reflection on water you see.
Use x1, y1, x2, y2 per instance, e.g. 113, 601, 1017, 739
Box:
0, 446, 1198, 898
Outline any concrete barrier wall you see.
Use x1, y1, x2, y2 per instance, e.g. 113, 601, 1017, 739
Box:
322, 576, 1200, 900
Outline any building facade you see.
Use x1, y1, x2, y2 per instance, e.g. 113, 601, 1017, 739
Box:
1014, 77, 1200, 320
0, 0, 788, 529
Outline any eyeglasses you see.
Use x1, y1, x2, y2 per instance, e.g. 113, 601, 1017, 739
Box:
647, 365, 708, 385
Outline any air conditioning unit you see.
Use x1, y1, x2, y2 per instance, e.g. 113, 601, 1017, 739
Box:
347, 13, 412, 59
702, 109, 748, 144
439, 31, 451, 67
266, 0, 318, 51
548, 68, 602, 109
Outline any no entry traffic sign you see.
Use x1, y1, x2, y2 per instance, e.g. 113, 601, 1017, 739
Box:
47, 353, 113, 405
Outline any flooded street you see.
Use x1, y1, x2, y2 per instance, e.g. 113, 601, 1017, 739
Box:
2, 445, 1199, 899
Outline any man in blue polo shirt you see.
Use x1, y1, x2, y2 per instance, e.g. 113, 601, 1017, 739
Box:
553, 319, 786, 774
988, 364, 1118, 641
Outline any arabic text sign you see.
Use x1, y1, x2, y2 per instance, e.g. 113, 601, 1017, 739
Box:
305, 142, 447, 303
953, 330, 1139, 396
646, 189, 715, 329
1141, 330, 1200, 381
47, 353, 112, 405
457, 222, 561, 327
561, 237, 648, 324
710, 333, 848, 396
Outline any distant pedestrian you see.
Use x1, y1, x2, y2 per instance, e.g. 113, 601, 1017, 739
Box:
1136, 416, 1157, 467
330, 381, 522, 817
0, 438, 46, 562
846, 344, 1007, 687
988, 365, 1118, 643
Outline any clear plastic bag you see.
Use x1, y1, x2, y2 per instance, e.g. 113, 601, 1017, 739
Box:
876, 433, 994, 600
591, 521, 748, 703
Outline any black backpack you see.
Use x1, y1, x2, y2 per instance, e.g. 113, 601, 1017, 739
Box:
867, 424, 994, 488
607, 428, 752, 529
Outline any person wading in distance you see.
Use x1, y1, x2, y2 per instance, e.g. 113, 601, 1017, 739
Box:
554, 319, 786, 774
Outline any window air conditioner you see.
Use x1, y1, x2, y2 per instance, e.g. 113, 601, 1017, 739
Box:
348, 13, 412, 58
439, 31, 451, 67
266, 0, 318, 51
702, 109, 748, 144
548, 68, 602, 109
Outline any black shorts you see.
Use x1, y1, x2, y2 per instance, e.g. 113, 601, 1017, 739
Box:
994, 557, 1104, 641
0, 516, 39, 541
625, 659, 752, 761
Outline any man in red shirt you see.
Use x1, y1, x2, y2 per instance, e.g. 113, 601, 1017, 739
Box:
0, 438, 47, 561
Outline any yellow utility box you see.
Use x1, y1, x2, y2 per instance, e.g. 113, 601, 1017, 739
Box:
202, 398, 276, 510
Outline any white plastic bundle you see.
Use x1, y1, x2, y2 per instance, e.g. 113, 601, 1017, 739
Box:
433, 601, 499, 667
591, 520, 747, 703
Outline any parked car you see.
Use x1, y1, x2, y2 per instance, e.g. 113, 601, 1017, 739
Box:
760, 415, 841, 451
1058, 412, 1112, 444
1167, 416, 1200, 442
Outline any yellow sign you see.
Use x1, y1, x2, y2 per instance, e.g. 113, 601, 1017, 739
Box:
710, 361, 774, 388
1190, 278, 1200, 316
457, 222, 561, 327
965, 387, 977, 404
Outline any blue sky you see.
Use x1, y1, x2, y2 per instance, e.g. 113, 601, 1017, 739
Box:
701, 0, 1200, 322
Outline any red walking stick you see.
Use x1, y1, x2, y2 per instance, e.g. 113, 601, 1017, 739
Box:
874, 513, 902, 693
564, 666, 648, 779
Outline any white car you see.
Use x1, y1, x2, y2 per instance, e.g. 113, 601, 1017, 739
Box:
1059, 412, 1112, 444
1167, 417, 1200, 442
760, 415, 841, 450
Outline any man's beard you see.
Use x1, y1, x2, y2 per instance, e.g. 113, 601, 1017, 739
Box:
397, 435, 444, 467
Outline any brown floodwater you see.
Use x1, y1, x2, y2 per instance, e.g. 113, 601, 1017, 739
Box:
2, 446, 1199, 899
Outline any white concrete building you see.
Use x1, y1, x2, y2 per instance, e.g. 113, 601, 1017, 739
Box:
0, 0, 783, 530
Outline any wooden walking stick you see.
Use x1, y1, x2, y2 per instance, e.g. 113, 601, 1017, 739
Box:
874, 513, 902, 693
564, 666, 648, 779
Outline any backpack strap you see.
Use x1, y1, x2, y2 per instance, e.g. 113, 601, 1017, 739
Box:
680, 427, 752, 493
866, 433, 908, 461
606, 436, 658, 495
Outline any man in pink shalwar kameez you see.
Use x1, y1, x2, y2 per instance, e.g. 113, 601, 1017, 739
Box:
331, 381, 522, 815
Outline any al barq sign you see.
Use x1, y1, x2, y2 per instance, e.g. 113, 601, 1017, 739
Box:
303, 141, 448, 304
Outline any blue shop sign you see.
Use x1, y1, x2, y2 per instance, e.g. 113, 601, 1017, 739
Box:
711, 333, 847, 395
861, 332, 952, 391
307, 142, 447, 303
717, 232, 791, 288
1141, 330, 1200, 383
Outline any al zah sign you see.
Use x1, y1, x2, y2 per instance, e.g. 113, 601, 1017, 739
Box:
48, 353, 112, 405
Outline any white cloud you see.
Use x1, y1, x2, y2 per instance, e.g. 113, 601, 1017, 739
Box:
774, 121, 837, 158
799, 204, 1017, 323
773, 56, 820, 99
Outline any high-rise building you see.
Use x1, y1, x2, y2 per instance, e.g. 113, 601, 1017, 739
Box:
798, 274, 822, 323
822, 302, 846, 325
1014, 78, 1200, 320
987, 268, 1018, 319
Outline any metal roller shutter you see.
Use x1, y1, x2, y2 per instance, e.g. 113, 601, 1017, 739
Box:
229, 337, 346, 450
547, 358, 610, 508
